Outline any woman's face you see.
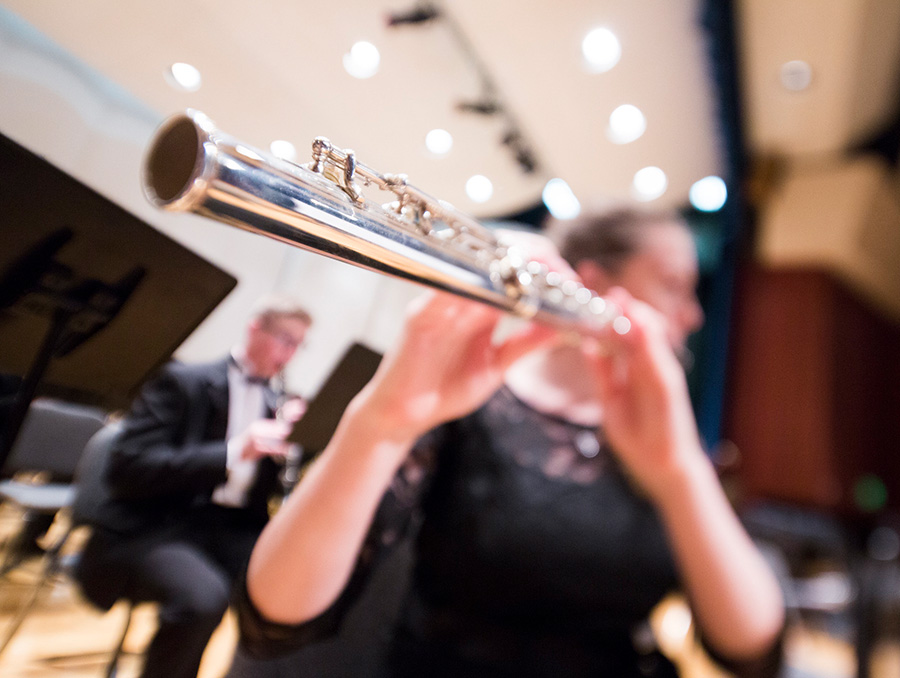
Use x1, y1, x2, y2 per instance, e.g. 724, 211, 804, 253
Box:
582, 221, 704, 350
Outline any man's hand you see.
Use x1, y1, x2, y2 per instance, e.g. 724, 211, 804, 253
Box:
236, 418, 293, 461
276, 397, 307, 423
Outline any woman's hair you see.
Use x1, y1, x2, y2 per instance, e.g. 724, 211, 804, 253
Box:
546, 207, 686, 274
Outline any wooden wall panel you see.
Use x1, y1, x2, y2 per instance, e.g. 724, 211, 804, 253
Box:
724, 265, 900, 515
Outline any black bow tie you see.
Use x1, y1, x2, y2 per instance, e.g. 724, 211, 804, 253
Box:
243, 374, 270, 386
229, 355, 270, 386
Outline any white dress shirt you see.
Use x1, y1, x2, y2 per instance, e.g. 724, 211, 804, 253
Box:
211, 356, 268, 507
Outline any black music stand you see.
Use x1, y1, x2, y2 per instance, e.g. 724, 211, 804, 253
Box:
0, 132, 237, 470
288, 343, 383, 455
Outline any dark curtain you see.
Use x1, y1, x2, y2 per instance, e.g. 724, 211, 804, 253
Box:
688, 0, 749, 450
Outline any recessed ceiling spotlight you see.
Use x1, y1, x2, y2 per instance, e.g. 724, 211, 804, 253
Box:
689, 175, 727, 212
631, 166, 668, 202
582, 27, 621, 73
466, 174, 493, 203
780, 60, 813, 91
343, 41, 381, 79
425, 129, 453, 156
270, 140, 298, 162
542, 178, 581, 219
166, 62, 202, 92
607, 104, 646, 144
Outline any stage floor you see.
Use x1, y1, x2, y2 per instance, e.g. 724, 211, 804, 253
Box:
0, 504, 896, 678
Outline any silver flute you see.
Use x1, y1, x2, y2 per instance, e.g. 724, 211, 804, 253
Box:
142, 110, 624, 334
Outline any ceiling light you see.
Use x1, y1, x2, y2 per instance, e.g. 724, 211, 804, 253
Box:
425, 128, 453, 156
270, 140, 298, 162
582, 27, 621, 73
542, 178, 581, 219
689, 176, 727, 212
607, 104, 646, 144
166, 62, 202, 92
465, 174, 493, 203
631, 166, 668, 201
343, 41, 380, 79
780, 60, 812, 91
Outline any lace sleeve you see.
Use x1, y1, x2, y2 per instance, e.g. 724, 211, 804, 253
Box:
237, 429, 442, 658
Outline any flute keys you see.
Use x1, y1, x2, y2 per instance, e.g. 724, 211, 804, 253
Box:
589, 297, 607, 315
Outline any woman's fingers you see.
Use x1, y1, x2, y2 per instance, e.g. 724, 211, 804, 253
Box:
593, 287, 680, 389
404, 291, 503, 351
495, 228, 579, 281
494, 320, 561, 372
360, 290, 552, 437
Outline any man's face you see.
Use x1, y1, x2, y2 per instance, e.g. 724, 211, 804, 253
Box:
244, 314, 309, 379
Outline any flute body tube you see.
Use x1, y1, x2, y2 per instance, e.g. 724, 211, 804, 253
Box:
142, 110, 622, 334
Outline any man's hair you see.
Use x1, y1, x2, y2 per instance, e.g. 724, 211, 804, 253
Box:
250, 293, 312, 327
545, 207, 687, 274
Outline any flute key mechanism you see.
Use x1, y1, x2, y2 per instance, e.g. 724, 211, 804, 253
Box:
142, 109, 625, 335
309, 137, 363, 205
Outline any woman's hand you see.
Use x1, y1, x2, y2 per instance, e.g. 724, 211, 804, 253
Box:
248, 291, 558, 625
585, 287, 705, 501
587, 287, 786, 659
354, 290, 559, 443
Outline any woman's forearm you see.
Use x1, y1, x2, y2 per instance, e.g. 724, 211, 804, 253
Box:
587, 291, 785, 659
246, 293, 557, 626
655, 452, 785, 660
247, 398, 417, 625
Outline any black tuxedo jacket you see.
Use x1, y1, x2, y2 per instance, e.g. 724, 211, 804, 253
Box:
95, 358, 281, 535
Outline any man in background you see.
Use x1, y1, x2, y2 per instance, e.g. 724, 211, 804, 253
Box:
75, 295, 312, 678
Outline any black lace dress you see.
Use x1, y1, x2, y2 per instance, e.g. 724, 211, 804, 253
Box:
238, 387, 781, 678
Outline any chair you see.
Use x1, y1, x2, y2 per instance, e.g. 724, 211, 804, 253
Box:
740, 501, 888, 677
0, 421, 137, 678
0, 398, 106, 575
63, 421, 138, 677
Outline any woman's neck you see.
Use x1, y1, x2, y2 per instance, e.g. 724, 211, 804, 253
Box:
504, 342, 602, 427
